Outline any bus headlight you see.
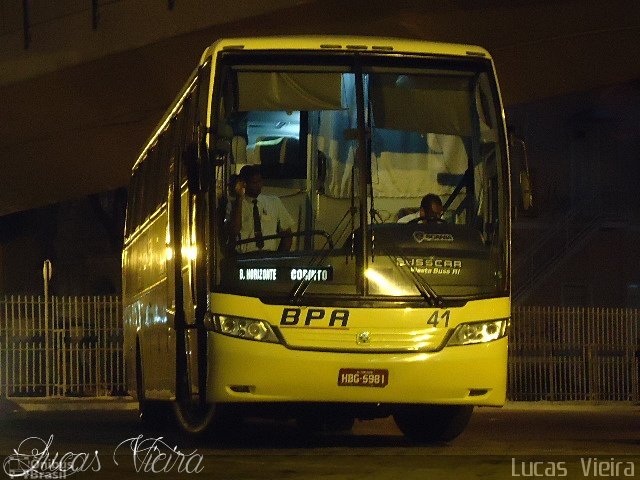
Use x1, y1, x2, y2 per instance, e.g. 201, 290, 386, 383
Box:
447, 319, 508, 346
206, 314, 280, 344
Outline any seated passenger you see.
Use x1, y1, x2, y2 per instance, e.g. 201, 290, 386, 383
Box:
398, 194, 444, 223
225, 165, 293, 252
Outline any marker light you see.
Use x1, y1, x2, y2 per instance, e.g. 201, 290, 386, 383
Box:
207, 314, 280, 343
447, 319, 508, 346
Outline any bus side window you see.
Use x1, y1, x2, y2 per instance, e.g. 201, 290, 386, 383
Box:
154, 129, 173, 208
142, 145, 159, 221
171, 105, 185, 170
159, 120, 175, 201
126, 167, 141, 236
180, 93, 196, 183
196, 60, 211, 130
134, 159, 147, 228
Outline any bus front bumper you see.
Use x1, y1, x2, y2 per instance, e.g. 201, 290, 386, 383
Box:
208, 333, 507, 406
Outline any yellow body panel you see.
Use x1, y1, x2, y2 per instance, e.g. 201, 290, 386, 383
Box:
123, 36, 510, 414
204, 36, 492, 63
207, 293, 508, 406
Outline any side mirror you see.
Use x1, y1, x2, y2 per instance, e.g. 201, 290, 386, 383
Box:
508, 130, 534, 216
520, 171, 533, 211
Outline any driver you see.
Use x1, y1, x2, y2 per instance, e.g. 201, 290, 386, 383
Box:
398, 194, 444, 223
225, 165, 293, 252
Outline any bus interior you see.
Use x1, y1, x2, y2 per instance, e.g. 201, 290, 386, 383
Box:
213, 54, 508, 303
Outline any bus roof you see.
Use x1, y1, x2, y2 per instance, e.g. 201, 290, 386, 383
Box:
201, 36, 491, 64
133, 36, 493, 172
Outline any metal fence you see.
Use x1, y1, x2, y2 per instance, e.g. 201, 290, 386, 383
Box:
509, 306, 639, 401
1, 297, 638, 401
0, 295, 124, 398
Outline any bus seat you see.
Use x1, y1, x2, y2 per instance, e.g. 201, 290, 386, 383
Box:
253, 136, 301, 178
255, 137, 282, 167
278, 191, 306, 250
367, 196, 422, 222
280, 137, 299, 164
231, 136, 248, 165
397, 206, 419, 220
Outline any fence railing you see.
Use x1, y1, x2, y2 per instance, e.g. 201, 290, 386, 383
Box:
0, 295, 124, 398
1, 297, 638, 401
509, 306, 639, 401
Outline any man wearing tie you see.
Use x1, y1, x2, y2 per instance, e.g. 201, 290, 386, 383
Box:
226, 165, 293, 253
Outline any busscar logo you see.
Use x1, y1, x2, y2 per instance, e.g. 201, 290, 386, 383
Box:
395, 256, 462, 275
412, 231, 454, 243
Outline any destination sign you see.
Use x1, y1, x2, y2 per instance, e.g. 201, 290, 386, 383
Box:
238, 266, 333, 282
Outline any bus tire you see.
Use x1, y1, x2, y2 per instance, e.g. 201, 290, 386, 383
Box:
173, 400, 217, 437
393, 405, 473, 443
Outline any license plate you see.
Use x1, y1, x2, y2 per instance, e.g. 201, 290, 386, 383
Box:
338, 368, 389, 388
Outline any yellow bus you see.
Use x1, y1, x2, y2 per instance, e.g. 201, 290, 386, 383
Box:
123, 36, 511, 442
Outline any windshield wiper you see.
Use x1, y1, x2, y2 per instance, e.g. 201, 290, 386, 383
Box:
395, 254, 444, 307
369, 217, 444, 307
288, 206, 356, 303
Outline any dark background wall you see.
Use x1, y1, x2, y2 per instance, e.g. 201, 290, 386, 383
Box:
1, 0, 639, 303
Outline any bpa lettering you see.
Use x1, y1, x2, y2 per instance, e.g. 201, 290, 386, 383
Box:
280, 308, 349, 327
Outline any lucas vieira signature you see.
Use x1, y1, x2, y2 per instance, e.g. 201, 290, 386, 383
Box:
114, 435, 204, 473
3, 435, 100, 478
3, 434, 204, 477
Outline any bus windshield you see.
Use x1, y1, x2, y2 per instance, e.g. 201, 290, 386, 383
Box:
214, 53, 508, 303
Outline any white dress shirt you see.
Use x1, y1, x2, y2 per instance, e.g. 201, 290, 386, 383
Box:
226, 193, 294, 252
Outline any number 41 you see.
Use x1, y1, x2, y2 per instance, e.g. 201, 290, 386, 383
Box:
427, 310, 451, 328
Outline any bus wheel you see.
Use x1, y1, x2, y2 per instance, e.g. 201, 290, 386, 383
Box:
393, 405, 473, 443
173, 400, 217, 437
174, 402, 244, 440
